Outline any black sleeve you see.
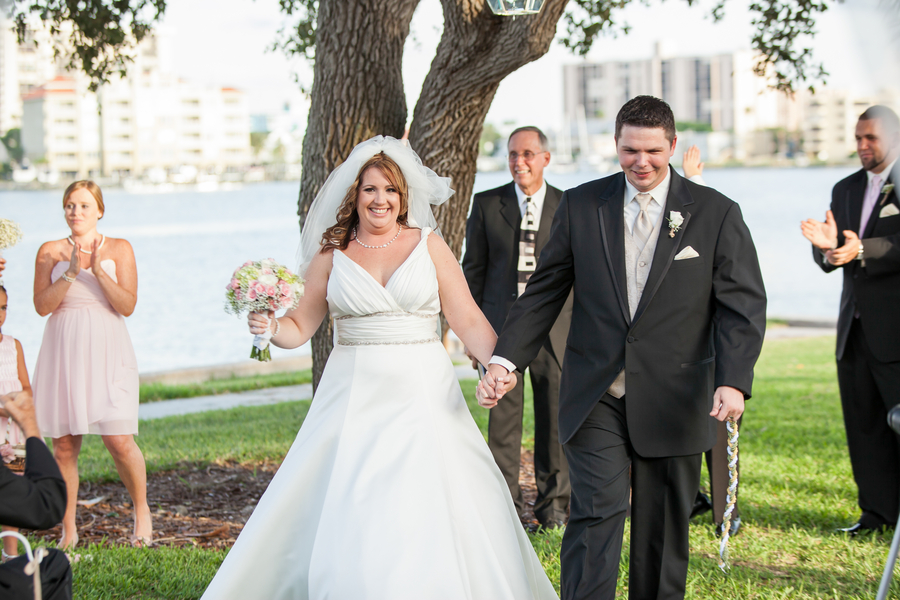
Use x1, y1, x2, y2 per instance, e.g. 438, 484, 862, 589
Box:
461, 196, 488, 306
712, 203, 768, 397
0, 437, 66, 530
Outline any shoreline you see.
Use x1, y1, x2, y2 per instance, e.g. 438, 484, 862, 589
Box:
139, 355, 312, 386
139, 318, 835, 386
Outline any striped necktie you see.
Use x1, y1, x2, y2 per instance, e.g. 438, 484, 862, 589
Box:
517, 196, 538, 296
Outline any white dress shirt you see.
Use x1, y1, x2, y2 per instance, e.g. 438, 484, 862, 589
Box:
514, 180, 547, 224
867, 157, 898, 188
623, 168, 671, 235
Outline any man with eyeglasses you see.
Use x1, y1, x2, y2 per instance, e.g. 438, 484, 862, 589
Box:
462, 126, 572, 530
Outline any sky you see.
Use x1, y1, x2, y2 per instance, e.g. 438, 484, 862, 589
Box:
158, 0, 900, 132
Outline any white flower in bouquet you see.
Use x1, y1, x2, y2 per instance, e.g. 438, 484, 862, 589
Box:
0, 219, 23, 251
225, 259, 305, 361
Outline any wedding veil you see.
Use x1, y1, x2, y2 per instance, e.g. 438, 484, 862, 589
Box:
296, 136, 454, 276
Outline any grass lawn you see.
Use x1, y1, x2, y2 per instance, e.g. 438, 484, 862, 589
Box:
138, 370, 313, 403
38, 335, 900, 598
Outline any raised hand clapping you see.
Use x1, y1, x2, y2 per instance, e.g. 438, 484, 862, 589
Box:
89, 236, 105, 273
65, 239, 82, 280
801, 210, 839, 251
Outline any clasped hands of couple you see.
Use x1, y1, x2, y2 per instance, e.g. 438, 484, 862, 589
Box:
801, 210, 861, 266
475, 363, 744, 421
477, 364, 744, 421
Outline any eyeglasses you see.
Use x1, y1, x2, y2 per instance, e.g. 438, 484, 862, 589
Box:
507, 151, 546, 162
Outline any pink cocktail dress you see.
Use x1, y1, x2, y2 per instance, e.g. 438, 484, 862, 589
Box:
33, 260, 139, 438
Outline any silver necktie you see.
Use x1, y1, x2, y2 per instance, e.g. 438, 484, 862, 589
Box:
633, 192, 653, 251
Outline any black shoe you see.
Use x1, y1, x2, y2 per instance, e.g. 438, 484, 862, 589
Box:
522, 520, 541, 534
715, 516, 741, 538
837, 521, 888, 537
691, 492, 713, 519
537, 516, 567, 530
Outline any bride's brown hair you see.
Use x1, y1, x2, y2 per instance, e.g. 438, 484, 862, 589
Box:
320, 152, 410, 253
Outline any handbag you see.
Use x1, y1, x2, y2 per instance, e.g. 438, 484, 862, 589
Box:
0, 532, 73, 600
3, 418, 25, 474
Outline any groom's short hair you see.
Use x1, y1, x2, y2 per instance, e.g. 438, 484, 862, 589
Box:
615, 96, 676, 143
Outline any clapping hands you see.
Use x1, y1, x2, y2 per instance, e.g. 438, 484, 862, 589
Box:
475, 364, 517, 409
66, 240, 82, 280
801, 210, 862, 266
825, 230, 861, 266
682, 145, 704, 179
89, 237, 106, 272
801, 210, 838, 251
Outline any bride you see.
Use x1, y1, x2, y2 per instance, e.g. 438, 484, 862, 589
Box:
200, 137, 559, 599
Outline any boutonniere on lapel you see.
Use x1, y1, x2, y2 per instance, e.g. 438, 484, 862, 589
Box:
666, 211, 684, 238
880, 182, 896, 205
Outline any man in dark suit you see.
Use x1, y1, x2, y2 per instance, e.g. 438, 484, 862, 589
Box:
801, 105, 900, 536
0, 390, 71, 600
462, 126, 572, 528
480, 96, 766, 599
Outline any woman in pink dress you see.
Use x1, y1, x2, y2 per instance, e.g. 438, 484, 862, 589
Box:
32, 181, 151, 549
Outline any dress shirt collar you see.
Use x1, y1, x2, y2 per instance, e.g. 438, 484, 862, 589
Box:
624, 166, 672, 208
868, 157, 898, 185
514, 179, 547, 214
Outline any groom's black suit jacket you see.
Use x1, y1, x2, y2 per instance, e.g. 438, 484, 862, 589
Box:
814, 163, 900, 362
494, 168, 767, 456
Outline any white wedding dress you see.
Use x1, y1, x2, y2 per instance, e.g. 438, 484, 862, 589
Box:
201, 229, 558, 600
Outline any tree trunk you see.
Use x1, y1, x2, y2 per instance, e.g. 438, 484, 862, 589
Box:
297, 0, 419, 390
408, 0, 569, 260
299, 0, 569, 386
409, 0, 568, 340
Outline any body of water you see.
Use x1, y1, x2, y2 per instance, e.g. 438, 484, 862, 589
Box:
0, 167, 853, 375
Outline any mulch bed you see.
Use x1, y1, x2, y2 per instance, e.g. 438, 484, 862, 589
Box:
30, 450, 539, 549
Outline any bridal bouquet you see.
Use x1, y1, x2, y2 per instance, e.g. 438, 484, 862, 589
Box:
0, 219, 23, 269
225, 259, 304, 361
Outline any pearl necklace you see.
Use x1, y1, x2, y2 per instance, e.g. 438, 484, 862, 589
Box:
67, 235, 104, 254
353, 226, 401, 249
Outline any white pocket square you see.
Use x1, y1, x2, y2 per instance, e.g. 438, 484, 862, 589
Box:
674, 246, 700, 260
880, 204, 900, 218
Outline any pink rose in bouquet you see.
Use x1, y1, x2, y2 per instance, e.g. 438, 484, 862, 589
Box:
225, 259, 305, 361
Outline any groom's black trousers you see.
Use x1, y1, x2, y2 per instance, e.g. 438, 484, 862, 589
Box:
561, 393, 701, 600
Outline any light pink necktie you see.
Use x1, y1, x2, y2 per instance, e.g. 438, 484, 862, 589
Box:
859, 174, 883, 235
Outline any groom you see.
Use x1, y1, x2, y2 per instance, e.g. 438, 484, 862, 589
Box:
482, 96, 766, 599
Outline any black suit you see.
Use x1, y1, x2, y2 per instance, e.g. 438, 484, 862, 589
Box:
494, 168, 766, 599
463, 182, 572, 523
0, 437, 70, 600
814, 163, 900, 528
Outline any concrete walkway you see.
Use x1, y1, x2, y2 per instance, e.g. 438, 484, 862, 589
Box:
138, 323, 835, 421
139, 384, 313, 420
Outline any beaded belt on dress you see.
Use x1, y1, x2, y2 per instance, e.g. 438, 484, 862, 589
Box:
334, 311, 440, 346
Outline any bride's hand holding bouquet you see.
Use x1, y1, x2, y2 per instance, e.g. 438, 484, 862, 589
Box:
225, 259, 304, 361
